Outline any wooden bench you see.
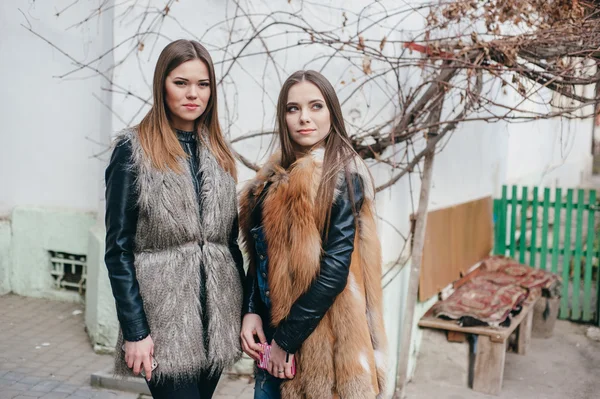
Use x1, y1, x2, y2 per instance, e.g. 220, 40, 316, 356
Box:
418, 287, 541, 395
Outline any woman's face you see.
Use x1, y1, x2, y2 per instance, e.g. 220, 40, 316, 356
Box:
164, 59, 211, 131
285, 81, 331, 151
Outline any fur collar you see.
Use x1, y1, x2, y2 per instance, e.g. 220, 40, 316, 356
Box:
113, 127, 243, 382
239, 149, 387, 399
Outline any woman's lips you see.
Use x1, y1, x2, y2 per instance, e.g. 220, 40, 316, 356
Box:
184, 104, 199, 110
297, 129, 315, 135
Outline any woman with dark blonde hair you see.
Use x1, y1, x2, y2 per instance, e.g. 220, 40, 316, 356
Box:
239, 70, 388, 399
104, 39, 244, 398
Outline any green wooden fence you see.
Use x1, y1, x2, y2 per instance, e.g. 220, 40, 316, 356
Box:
493, 185, 600, 324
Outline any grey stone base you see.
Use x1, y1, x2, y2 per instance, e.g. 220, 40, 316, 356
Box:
91, 368, 151, 395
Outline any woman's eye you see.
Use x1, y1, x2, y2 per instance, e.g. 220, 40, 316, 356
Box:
312, 103, 323, 110
287, 106, 298, 112
200, 82, 210, 87
174, 81, 186, 86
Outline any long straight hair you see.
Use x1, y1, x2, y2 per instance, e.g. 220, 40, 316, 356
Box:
137, 39, 237, 180
276, 70, 372, 232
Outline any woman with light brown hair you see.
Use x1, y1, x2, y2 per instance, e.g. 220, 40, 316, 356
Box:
104, 39, 244, 398
239, 70, 388, 399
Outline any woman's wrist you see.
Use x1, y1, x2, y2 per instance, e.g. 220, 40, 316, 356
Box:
124, 332, 150, 342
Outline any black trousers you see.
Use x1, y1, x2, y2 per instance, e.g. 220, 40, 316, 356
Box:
146, 370, 222, 399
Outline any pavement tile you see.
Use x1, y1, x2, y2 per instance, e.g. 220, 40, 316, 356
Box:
0, 294, 255, 399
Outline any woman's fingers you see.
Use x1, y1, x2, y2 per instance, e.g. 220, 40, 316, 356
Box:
241, 331, 260, 360
267, 359, 276, 377
124, 336, 154, 375
143, 355, 152, 381
284, 355, 295, 379
267, 358, 287, 379
255, 326, 267, 345
132, 357, 142, 375
247, 329, 263, 352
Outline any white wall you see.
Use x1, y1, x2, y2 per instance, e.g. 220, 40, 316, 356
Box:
0, 0, 110, 215
506, 115, 593, 188
499, 81, 593, 187
0, 0, 594, 396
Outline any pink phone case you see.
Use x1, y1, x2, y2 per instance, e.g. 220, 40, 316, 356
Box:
257, 343, 296, 376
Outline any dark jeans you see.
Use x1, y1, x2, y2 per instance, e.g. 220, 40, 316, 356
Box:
254, 368, 283, 399
147, 370, 222, 399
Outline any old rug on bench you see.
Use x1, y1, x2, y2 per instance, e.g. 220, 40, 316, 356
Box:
430, 256, 560, 327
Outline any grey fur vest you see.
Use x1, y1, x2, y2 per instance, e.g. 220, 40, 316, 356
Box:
114, 128, 243, 381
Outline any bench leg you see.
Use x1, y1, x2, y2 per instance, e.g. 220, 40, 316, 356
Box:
473, 336, 506, 395
517, 309, 534, 355
447, 331, 467, 343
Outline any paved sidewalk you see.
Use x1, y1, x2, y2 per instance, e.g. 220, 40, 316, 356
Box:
0, 294, 254, 399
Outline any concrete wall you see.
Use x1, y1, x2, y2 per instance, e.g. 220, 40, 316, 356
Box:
0, 0, 108, 215
10, 207, 96, 301
84, 0, 117, 352
85, 224, 118, 352
0, 220, 11, 295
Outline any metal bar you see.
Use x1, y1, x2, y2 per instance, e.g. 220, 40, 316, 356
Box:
510, 186, 518, 259
493, 199, 501, 254
49, 257, 87, 266
560, 189, 574, 319
551, 188, 562, 275
571, 189, 585, 320
530, 187, 539, 267
530, 247, 596, 256
540, 202, 600, 211
540, 188, 551, 271
597, 226, 600, 326
519, 187, 528, 264
499, 185, 508, 255
583, 190, 596, 321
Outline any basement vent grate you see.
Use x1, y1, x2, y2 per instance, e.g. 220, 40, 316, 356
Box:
49, 250, 87, 294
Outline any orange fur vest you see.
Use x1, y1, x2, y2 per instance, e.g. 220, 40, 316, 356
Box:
239, 151, 388, 399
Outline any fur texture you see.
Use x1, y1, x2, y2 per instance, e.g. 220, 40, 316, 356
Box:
113, 128, 243, 383
239, 151, 387, 399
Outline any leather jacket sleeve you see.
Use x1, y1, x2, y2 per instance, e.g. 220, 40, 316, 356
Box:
104, 138, 151, 342
272, 173, 365, 353
242, 188, 268, 316
230, 214, 246, 284
243, 265, 263, 316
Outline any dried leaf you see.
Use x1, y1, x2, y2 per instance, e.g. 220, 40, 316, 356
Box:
518, 81, 526, 96
470, 32, 478, 43
379, 36, 387, 51
138, 41, 145, 52
357, 35, 365, 51
362, 55, 372, 75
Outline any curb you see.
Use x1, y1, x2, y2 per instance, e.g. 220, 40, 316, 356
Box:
90, 369, 151, 395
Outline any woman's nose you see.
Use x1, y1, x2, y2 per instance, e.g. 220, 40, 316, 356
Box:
186, 85, 198, 99
300, 108, 310, 123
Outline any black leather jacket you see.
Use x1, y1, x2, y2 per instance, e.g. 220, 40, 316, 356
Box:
104, 130, 244, 342
243, 173, 365, 354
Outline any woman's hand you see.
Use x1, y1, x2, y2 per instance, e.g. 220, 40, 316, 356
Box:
267, 340, 295, 380
240, 313, 267, 361
124, 335, 154, 381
